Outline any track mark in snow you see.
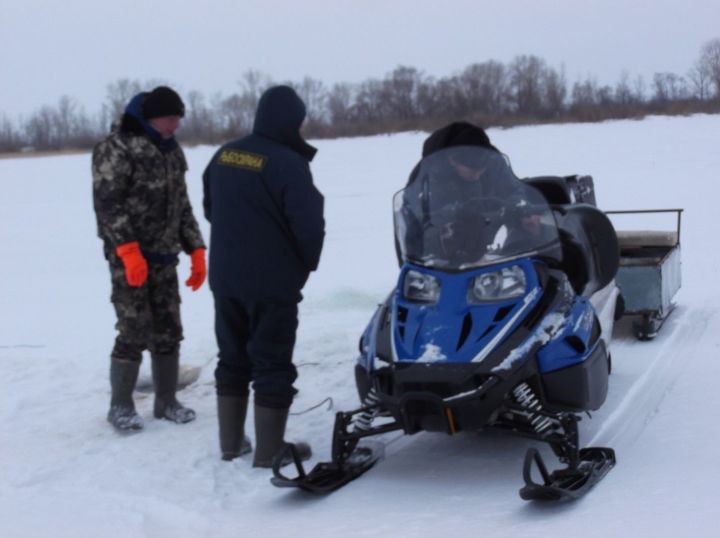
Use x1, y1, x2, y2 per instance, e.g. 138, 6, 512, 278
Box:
589, 306, 713, 448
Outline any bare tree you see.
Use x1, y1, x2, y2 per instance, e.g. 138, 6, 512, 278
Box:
415, 75, 444, 118
73, 108, 103, 147
697, 38, 720, 98
688, 61, 712, 100
652, 72, 687, 103
53, 96, 77, 145
614, 71, 634, 106
0, 114, 22, 152
382, 66, 424, 121
571, 77, 598, 108
25, 106, 57, 149
508, 55, 546, 116
183, 90, 222, 143
102, 78, 142, 127
568, 76, 602, 121
294, 76, 328, 126
218, 93, 256, 137
238, 70, 272, 112
633, 75, 647, 103
542, 65, 567, 116
430, 76, 465, 118
596, 85, 615, 106
352, 79, 386, 123
459, 61, 509, 116
326, 83, 354, 129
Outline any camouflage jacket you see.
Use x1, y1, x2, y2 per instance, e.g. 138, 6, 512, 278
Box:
92, 129, 205, 259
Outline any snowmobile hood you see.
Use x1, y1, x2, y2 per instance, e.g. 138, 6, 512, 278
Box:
391, 259, 545, 366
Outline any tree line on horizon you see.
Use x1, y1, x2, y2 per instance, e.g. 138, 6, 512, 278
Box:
1, 38, 719, 153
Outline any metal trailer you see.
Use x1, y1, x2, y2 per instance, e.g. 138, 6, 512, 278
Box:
605, 209, 683, 340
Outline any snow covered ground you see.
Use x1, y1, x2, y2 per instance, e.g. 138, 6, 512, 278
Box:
1, 114, 719, 537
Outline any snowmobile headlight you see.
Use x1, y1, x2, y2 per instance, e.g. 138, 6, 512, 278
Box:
403, 270, 441, 303
468, 265, 526, 303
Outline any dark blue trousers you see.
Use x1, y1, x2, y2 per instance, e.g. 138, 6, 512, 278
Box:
213, 295, 299, 409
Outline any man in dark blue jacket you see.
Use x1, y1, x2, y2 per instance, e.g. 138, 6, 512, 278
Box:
203, 86, 325, 467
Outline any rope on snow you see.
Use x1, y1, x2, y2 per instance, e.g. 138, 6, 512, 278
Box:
290, 397, 334, 415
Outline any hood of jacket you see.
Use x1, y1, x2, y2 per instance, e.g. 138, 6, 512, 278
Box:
252, 86, 317, 161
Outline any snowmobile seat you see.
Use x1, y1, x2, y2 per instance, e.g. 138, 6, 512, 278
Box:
557, 230, 589, 294
524, 176, 574, 205
554, 204, 619, 297
524, 175, 598, 207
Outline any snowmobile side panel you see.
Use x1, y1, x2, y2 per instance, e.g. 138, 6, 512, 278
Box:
540, 339, 609, 411
358, 299, 393, 373
535, 296, 598, 374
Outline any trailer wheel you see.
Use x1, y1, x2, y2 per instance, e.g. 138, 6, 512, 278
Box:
633, 313, 660, 341
613, 294, 625, 321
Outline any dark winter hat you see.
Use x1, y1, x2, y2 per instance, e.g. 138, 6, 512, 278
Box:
142, 86, 185, 119
421, 121, 498, 157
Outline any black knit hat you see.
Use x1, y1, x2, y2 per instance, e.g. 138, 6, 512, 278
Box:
421, 121, 498, 157
143, 86, 185, 119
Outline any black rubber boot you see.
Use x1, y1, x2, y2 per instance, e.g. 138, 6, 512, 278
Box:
107, 358, 144, 431
217, 395, 252, 461
252, 404, 311, 468
151, 353, 196, 423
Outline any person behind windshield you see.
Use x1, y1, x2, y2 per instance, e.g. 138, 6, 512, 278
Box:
397, 122, 494, 264
405, 121, 499, 188
398, 122, 536, 264
397, 122, 558, 268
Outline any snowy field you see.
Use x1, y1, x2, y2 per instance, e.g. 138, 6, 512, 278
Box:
1, 114, 719, 537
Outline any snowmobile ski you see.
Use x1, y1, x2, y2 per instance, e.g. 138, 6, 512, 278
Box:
270, 442, 384, 494
519, 446, 616, 501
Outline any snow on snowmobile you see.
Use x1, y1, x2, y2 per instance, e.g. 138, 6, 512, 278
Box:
272, 146, 620, 501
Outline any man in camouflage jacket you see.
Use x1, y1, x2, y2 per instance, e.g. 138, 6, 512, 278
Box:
92, 86, 207, 431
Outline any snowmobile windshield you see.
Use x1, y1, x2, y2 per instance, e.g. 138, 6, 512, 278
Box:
394, 146, 562, 270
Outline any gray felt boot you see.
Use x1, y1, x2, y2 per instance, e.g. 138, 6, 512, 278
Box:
252, 404, 311, 468
151, 353, 196, 424
107, 358, 144, 431
217, 395, 253, 461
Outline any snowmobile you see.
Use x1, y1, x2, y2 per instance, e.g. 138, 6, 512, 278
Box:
272, 146, 620, 501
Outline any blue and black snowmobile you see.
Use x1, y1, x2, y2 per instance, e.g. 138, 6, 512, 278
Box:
272, 146, 621, 501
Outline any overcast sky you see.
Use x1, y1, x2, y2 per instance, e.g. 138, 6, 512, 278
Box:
2, 0, 719, 119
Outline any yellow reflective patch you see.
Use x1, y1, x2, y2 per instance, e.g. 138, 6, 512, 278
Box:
218, 149, 267, 171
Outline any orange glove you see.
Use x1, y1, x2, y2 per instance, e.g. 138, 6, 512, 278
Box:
186, 248, 206, 291
116, 242, 148, 287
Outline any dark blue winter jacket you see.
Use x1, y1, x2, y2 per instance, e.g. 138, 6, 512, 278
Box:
202, 86, 325, 302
